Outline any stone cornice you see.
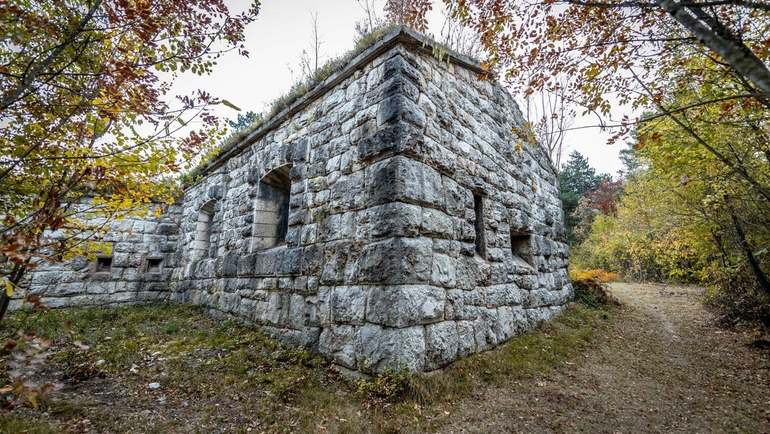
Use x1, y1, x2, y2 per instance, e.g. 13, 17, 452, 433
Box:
193, 26, 486, 182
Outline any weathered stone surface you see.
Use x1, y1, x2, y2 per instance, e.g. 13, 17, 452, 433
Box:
425, 321, 459, 370
357, 324, 425, 372
366, 156, 444, 208
330, 286, 366, 324
20, 28, 571, 375
319, 324, 358, 368
367, 285, 445, 327
431, 253, 457, 288
357, 238, 432, 284
361, 202, 421, 238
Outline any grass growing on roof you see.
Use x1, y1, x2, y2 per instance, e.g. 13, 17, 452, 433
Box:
180, 25, 399, 188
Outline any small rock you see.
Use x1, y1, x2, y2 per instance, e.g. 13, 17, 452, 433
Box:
95, 359, 106, 366
148, 382, 161, 390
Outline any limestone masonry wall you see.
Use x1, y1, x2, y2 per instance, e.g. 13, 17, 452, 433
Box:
20, 28, 572, 374
20, 204, 181, 309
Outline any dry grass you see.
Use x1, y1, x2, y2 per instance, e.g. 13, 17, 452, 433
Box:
0, 301, 613, 433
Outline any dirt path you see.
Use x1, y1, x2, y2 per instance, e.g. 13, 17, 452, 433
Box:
437, 283, 770, 433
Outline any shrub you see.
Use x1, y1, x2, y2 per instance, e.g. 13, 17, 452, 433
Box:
570, 268, 620, 308
570, 268, 619, 284
703, 264, 770, 331
354, 369, 413, 403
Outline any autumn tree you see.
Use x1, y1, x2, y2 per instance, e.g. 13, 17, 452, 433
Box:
400, 1, 770, 199
572, 178, 624, 244
385, 0, 433, 31
574, 57, 770, 323
559, 151, 608, 243
0, 0, 260, 320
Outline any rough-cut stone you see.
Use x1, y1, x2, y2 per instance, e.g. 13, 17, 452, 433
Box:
367, 285, 445, 327
330, 286, 367, 324
357, 237, 432, 284
319, 324, 358, 368
357, 324, 426, 372
19, 27, 571, 375
425, 321, 459, 370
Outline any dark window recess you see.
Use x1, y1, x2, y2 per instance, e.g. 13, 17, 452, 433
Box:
473, 193, 486, 258
147, 257, 163, 273
510, 231, 533, 266
95, 256, 112, 273
277, 189, 290, 243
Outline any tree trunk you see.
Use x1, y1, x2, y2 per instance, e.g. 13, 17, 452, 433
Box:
0, 292, 9, 324
727, 202, 770, 295
711, 230, 732, 269
657, 0, 770, 97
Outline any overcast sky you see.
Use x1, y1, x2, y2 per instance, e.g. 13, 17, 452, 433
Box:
173, 0, 629, 176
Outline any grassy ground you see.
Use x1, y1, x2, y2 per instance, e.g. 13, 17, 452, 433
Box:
435, 283, 770, 433
0, 300, 612, 433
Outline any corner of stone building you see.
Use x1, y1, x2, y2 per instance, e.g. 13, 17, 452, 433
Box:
346, 43, 452, 374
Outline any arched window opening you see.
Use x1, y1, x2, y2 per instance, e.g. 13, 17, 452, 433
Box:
193, 199, 216, 260
253, 164, 292, 250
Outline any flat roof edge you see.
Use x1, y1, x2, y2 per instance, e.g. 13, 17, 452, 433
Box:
190, 26, 485, 183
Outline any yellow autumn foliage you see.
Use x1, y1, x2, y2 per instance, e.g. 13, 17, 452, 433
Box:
569, 268, 619, 284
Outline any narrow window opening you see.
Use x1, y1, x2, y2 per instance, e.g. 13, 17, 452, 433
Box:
473, 193, 486, 258
146, 257, 163, 273
254, 164, 292, 250
95, 256, 112, 273
510, 230, 533, 267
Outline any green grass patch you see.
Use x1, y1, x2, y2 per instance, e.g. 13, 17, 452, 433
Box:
1, 301, 614, 432
0, 414, 59, 434
355, 303, 613, 409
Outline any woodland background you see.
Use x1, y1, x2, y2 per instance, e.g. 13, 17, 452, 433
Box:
1, 0, 769, 325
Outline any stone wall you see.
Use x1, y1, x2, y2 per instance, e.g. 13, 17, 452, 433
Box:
19, 28, 571, 374
18, 204, 181, 310
349, 43, 573, 371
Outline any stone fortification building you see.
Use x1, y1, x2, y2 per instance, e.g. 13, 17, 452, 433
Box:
22, 27, 572, 374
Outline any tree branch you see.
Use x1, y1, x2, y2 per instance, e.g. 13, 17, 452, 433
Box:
0, 0, 103, 110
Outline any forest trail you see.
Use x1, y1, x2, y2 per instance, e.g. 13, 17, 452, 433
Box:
437, 283, 770, 433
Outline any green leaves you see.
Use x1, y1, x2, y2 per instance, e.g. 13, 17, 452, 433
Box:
0, 1, 259, 275
574, 57, 770, 309
3, 278, 13, 297
220, 99, 242, 112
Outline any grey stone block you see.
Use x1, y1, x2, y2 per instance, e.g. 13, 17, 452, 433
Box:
357, 324, 425, 372
364, 202, 422, 239
425, 321, 459, 370
421, 208, 454, 238
366, 285, 445, 327
366, 156, 444, 208
357, 237, 431, 284
330, 286, 367, 324
319, 325, 358, 368
431, 253, 456, 288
